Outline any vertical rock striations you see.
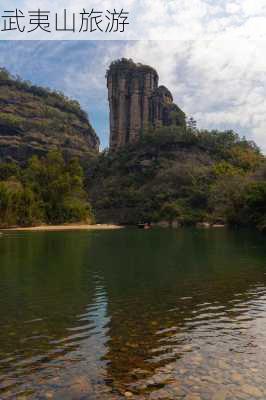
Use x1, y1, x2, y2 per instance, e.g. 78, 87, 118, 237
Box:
107, 58, 186, 150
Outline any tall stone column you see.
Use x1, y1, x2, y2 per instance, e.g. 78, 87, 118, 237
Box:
117, 76, 127, 147
142, 74, 151, 133
107, 59, 165, 150
107, 75, 116, 149
129, 77, 141, 144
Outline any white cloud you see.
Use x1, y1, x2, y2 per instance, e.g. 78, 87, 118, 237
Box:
121, 40, 266, 152
2, 0, 266, 40
2, 39, 266, 152
225, 2, 241, 14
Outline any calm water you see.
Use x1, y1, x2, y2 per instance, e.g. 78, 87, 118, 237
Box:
0, 228, 266, 400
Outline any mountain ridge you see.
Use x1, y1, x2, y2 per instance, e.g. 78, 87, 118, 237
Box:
0, 68, 99, 164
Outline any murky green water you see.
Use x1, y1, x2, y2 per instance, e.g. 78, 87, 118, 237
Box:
0, 228, 266, 399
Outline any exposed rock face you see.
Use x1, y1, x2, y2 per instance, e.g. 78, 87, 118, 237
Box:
0, 73, 99, 164
107, 59, 186, 150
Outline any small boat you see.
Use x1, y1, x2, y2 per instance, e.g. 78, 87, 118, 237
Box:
137, 223, 151, 229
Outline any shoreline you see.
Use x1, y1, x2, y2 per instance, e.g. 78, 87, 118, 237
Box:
1, 224, 123, 232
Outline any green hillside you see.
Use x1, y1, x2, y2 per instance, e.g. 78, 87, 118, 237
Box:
0, 68, 99, 164
87, 126, 266, 230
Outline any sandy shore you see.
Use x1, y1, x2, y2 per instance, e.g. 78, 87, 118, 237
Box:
2, 224, 123, 232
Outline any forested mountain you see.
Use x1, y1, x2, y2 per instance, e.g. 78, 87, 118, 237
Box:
88, 126, 266, 230
0, 68, 99, 164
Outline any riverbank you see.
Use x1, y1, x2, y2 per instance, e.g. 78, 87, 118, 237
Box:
1, 224, 123, 232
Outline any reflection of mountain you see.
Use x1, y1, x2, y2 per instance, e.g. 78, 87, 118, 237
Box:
0, 229, 266, 398
0, 232, 105, 398
87, 229, 266, 395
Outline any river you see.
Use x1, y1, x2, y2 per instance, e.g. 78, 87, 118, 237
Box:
0, 228, 266, 399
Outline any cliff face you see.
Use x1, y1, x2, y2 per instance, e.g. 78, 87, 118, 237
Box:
0, 71, 99, 163
107, 58, 186, 150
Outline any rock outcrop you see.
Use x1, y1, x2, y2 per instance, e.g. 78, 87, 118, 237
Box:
107, 58, 186, 150
0, 69, 99, 164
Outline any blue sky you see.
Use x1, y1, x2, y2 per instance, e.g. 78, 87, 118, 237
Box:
0, 40, 266, 151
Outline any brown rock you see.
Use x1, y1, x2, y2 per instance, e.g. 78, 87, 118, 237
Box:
212, 390, 227, 400
241, 384, 263, 397
184, 394, 201, 400
231, 372, 243, 383
45, 391, 54, 399
124, 391, 133, 397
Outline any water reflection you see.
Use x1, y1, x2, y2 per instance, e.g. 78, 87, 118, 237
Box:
0, 229, 266, 399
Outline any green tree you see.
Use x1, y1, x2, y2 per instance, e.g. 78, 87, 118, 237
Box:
24, 151, 94, 224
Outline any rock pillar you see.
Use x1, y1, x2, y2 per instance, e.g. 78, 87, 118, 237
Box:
106, 59, 185, 150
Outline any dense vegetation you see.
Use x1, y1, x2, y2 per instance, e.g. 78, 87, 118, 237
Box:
88, 126, 266, 231
0, 151, 94, 228
0, 67, 99, 164
0, 126, 265, 231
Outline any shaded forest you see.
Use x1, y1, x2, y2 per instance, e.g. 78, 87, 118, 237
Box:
87, 126, 266, 231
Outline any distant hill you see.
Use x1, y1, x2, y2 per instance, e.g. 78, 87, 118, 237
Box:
0, 68, 99, 163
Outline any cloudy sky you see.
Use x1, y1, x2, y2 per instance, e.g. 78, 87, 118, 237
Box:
0, 40, 266, 151
2, 0, 266, 40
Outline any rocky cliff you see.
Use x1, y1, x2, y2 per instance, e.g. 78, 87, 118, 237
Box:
0, 68, 99, 163
107, 58, 186, 150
